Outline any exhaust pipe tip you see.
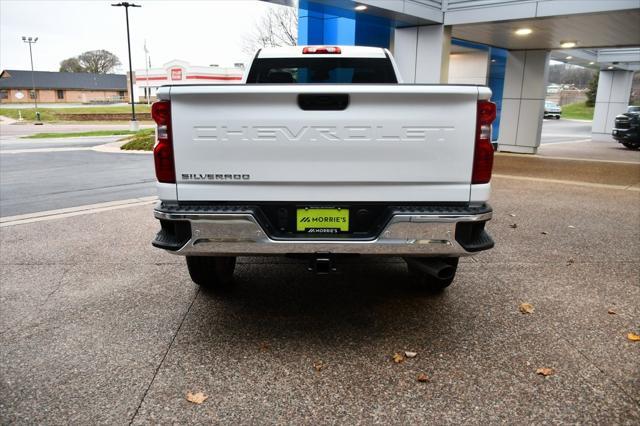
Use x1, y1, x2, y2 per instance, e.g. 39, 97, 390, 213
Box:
405, 258, 456, 281
436, 265, 455, 280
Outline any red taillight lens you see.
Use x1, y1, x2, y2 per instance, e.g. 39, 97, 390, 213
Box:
302, 46, 341, 54
472, 100, 497, 184
151, 101, 175, 183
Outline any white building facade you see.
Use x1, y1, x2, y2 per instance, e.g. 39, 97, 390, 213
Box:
135, 60, 244, 102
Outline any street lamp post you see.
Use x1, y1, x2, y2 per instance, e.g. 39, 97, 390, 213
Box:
22, 36, 41, 124
111, 2, 141, 131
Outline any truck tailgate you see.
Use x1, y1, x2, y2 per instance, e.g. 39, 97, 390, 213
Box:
166, 85, 485, 202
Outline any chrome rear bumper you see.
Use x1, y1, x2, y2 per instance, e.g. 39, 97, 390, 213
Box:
153, 204, 493, 257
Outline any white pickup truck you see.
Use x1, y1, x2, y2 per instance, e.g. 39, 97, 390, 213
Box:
151, 45, 496, 291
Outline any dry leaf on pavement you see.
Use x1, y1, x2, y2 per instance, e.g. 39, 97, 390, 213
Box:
259, 342, 270, 352
404, 351, 417, 358
508, 213, 516, 217
536, 367, 554, 376
627, 332, 640, 342
313, 360, 325, 371
541, 231, 548, 235
417, 373, 429, 382
568, 225, 576, 229
607, 309, 617, 315
186, 391, 208, 404
509, 224, 518, 229
392, 353, 405, 363
519, 302, 535, 314
566, 258, 575, 266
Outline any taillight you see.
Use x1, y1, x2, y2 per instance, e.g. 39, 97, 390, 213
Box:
302, 46, 341, 54
151, 100, 175, 183
472, 100, 497, 184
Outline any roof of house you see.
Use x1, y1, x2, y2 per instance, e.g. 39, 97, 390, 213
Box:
0, 70, 127, 91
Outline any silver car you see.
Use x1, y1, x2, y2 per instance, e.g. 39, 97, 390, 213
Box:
544, 101, 562, 119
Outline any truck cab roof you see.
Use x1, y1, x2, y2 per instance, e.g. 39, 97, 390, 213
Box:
257, 45, 388, 59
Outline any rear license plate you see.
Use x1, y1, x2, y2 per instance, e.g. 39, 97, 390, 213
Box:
296, 208, 349, 234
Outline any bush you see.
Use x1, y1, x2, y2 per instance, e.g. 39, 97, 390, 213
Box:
120, 129, 154, 151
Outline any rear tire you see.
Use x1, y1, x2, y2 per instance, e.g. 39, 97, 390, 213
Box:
186, 256, 236, 290
405, 257, 459, 292
622, 142, 640, 150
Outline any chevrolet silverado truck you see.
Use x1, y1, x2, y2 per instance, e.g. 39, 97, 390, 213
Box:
151, 45, 496, 292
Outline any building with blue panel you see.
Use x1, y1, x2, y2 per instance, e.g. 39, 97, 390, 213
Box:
274, 0, 640, 154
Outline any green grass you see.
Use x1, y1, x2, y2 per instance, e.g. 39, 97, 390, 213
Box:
120, 128, 155, 151
0, 105, 151, 122
560, 102, 594, 121
23, 129, 141, 139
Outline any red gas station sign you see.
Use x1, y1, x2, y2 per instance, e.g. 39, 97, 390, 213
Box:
170, 68, 183, 80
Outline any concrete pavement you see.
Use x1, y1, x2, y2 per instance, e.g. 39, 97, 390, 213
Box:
0, 176, 638, 424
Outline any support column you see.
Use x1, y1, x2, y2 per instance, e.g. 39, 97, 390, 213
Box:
497, 50, 549, 154
592, 70, 634, 138
392, 25, 451, 83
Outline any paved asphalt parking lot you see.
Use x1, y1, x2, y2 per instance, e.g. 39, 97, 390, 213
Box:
1, 166, 640, 422
1, 119, 639, 423
0, 123, 155, 217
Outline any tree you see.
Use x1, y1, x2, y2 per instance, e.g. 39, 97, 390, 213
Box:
586, 72, 599, 107
243, 5, 298, 55
547, 63, 595, 89
58, 50, 121, 74
59, 57, 84, 73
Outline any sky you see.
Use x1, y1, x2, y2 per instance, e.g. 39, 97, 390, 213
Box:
0, 0, 281, 73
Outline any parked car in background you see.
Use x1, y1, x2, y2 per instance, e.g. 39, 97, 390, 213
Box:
544, 101, 562, 119
612, 108, 640, 150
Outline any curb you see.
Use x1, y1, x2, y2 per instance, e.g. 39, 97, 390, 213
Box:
92, 140, 152, 155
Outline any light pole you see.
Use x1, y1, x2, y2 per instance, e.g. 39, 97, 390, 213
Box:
144, 39, 150, 105
22, 36, 41, 123
111, 2, 141, 131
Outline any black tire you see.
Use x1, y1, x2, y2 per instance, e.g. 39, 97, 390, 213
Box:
405, 257, 459, 292
555, 115, 561, 120
622, 142, 640, 150
186, 256, 236, 290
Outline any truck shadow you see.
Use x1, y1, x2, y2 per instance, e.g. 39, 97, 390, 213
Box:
191, 257, 466, 347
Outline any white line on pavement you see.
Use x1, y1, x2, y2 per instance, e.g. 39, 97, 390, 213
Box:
493, 174, 640, 191
0, 147, 94, 154
0, 196, 158, 227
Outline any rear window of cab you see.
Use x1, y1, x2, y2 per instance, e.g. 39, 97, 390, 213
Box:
246, 58, 398, 84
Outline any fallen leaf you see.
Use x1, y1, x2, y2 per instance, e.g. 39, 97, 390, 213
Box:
392, 353, 405, 364
259, 342, 270, 352
541, 231, 548, 235
404, 351, 417, 358
536, 367, 554, 377
627, 332, 640, 342
509, 224, 518, 229
313, 360, 325, 371
508, 213, 516, 217
417, 373, 429, 382
186, 391, 208, 404
566, 258, 575, 266
568, 225, 576, 229
519, 302, 535, 314
607, 309, 616, 315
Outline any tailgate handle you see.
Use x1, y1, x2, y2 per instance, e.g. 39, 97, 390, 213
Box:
298, 94, 349, 111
